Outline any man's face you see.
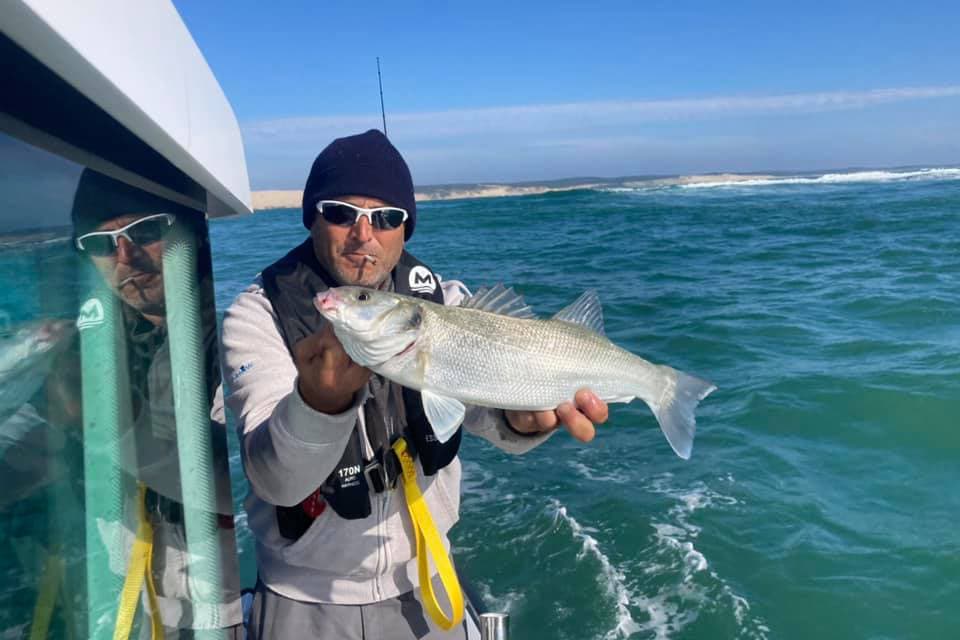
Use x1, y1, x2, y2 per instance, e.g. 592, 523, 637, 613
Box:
310, 195, 405, 287
88, 214, 167, 317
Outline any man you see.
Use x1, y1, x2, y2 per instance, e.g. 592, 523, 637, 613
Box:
222, 129, 608, 639
71, 170, 243, 638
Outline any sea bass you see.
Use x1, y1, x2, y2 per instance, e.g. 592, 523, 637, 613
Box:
0, 319, 73, 423
315, 285, 716, 458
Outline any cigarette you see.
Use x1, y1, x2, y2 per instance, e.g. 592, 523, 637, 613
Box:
362, 255, 377, 264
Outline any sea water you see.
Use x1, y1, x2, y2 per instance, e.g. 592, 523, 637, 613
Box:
210, 169, 959, 639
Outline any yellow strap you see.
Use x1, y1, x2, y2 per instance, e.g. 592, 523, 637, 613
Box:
392, 438, 464, 631
29, 549, 63, 640
113, 484, 162, 640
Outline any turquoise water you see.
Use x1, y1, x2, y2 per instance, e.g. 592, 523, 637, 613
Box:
210, 172, 960, 639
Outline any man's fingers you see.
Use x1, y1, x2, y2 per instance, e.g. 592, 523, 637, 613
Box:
533, 409, 559, 430
295, 325, 338, 361
556, 402, 596, 442
574, 389, 609, 424
505, 390, 606, 439
505, 409, 558, 433
296, 324, 352, 365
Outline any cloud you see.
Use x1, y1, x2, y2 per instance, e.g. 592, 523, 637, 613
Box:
241, 86, 960, 186
243, 85, 960, 143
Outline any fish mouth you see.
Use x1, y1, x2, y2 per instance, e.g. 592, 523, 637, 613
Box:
395, 339, 417, 357
315, 290, 342, 315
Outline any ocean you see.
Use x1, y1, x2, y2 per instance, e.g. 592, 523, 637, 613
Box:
209, 168, 960, 640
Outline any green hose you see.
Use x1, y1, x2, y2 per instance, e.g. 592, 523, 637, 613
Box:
79, 265, 132, 640
162, 222, 225, 639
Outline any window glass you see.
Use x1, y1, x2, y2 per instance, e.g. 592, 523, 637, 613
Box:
0, 131, 240, 639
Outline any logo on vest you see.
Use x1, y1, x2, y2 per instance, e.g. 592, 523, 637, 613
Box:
77, 298, 105, 330
408, 266, 437, 295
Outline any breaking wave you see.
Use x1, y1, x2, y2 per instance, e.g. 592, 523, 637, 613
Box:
549, 499, 641, 639
674, 167, 960, 189
643, 473, 770, 640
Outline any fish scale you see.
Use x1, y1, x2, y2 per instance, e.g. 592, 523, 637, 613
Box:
422, 308, 652, 411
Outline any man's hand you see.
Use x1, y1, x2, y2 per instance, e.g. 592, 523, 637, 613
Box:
294, 323, 370, 414
505, 389, 609, 442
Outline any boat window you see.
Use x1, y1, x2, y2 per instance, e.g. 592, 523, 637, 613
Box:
0, 130, 240, 639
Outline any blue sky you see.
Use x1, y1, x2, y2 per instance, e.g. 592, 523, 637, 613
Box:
175, 1, 960, 189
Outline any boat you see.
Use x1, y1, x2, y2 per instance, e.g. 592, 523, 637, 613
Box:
0, 2, 503, 638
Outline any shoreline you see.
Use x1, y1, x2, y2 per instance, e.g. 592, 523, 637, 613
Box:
250, 173, 775, 211
249, 166, 958, 210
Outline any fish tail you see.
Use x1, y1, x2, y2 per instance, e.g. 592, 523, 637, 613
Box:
649, 366, 716, 460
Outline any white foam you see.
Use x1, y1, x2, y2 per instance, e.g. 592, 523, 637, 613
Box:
678, 167, 960, 189
473, 580, 525, 616
549, 500, 641, 639
568, 460, 630, 484
645, 474, 770, 639
459, 459, 502, 506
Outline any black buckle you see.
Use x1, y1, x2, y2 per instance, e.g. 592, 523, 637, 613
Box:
363, 459, 387, 494
363, 447, 402, 494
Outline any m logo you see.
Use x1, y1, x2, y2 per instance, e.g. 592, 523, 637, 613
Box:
408, 266, 436, 295
77, 298, 105, 330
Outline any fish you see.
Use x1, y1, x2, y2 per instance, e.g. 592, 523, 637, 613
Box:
314, 285, 716, 458
0, 318, 74, 423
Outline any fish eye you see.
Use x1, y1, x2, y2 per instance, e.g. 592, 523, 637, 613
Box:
357, 292, 370, 302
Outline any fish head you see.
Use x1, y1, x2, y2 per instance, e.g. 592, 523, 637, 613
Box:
314, 287, 424, 368
0, 318, 75, 418
0, 319, 73, 374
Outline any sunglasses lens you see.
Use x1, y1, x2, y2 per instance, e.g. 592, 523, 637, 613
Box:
126, 217, 170, 245
80, 235, 115, 256
372, 208, 406, 230
320, 203, 358, 226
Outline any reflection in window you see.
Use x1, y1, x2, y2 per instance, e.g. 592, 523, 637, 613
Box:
0, 133, 241, 639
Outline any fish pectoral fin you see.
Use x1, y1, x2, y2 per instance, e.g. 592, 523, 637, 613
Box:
420, 390, 466, 443
552, 290, 605, 335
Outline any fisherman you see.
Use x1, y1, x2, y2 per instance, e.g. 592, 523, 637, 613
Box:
221, 129, 609, 639
71, 170, 243, 638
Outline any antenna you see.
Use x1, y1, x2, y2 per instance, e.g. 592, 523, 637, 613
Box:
377, 57, 387, 137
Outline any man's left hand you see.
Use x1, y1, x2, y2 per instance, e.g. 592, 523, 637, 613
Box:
505, 389, 609, 442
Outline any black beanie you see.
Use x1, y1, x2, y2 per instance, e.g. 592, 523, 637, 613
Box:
301, 129, 417, 239
71, 169, 190, 237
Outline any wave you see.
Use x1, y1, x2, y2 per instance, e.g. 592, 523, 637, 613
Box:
674, 167, 960, 189
644, 473, 770, 640
549, 499, 641, 639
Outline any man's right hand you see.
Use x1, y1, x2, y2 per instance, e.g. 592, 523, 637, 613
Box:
294, 323, 370, 414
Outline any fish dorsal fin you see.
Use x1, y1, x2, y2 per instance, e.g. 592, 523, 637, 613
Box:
552, 290, 605, 335
420, 389, 466, 443
460, 284, 537, 319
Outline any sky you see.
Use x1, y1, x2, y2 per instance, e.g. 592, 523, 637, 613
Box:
174, 1, 960, 189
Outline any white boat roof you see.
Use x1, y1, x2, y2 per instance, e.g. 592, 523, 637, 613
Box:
2, 0, 252, 217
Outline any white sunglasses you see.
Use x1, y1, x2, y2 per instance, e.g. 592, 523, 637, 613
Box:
316, 200, 408, 230
75, 213, 175, 255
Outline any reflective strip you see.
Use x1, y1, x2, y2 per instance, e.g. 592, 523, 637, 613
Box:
114, 484, 162, 640
392, 438, 464, 631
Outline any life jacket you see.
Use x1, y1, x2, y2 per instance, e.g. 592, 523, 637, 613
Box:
260, 239, 461, 535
